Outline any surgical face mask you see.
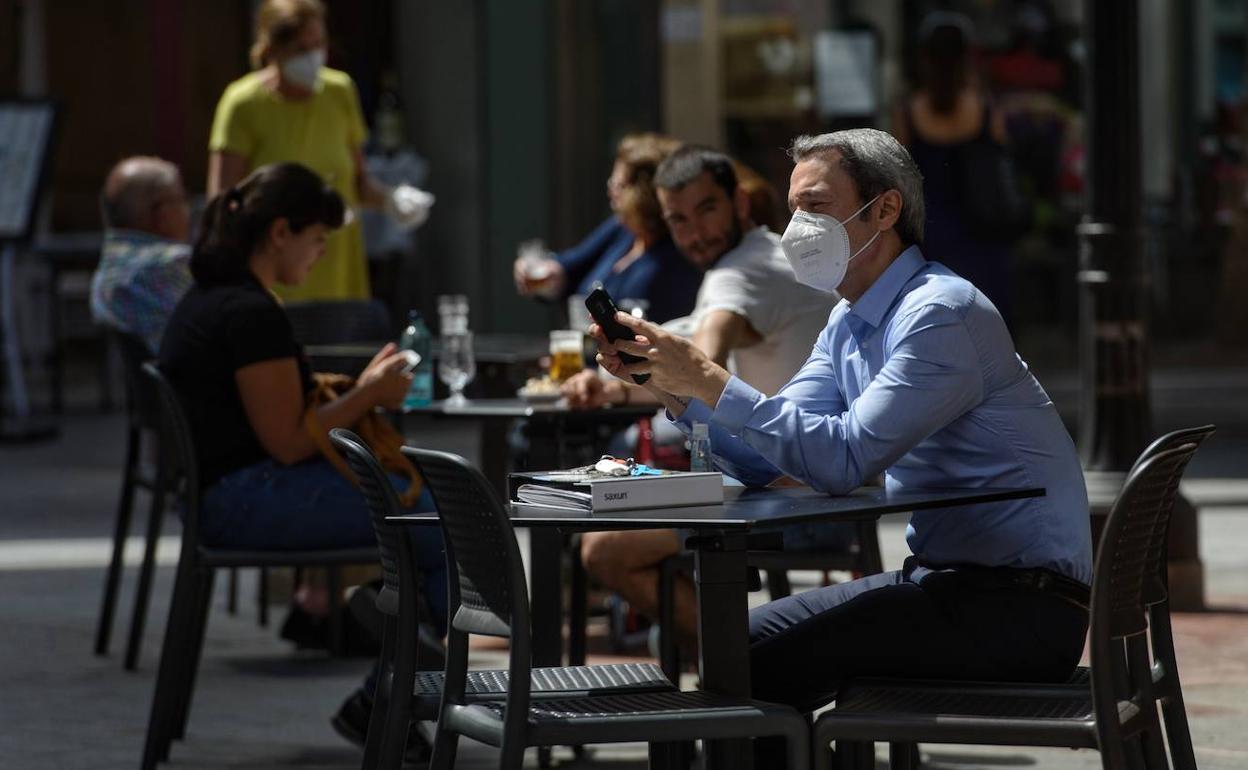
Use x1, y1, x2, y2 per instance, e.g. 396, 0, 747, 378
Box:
779, 195, 881, 293
280, 49, 325, 90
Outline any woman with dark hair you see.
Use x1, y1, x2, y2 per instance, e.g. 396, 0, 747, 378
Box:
894, 11, 1016, 321
513, 132, 702, 324
158, 162, 445, 752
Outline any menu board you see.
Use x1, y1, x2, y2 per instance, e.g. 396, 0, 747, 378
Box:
0, 101, 58, 241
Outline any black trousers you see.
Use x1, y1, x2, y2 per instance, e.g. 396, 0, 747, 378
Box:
748, 556, 1088, 714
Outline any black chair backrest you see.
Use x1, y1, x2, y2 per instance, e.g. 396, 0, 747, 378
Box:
1128, 425, 1215, 604
330, 428, 408, 617
1088, 442, 1201, 762
1091, 443, 1200, 642
140, 362, 201, 538
1130, 425, 1216, 476
113, 330, 161, 430
284, 299, 391, 345
401, 447, 529, 643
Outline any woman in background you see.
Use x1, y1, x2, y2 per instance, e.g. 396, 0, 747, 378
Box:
513, 132, 702, 324
894, 11, 1015, 320
208, 0, 430, 301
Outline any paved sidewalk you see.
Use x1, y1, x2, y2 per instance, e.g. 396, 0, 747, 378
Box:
2, 411, 1246, 768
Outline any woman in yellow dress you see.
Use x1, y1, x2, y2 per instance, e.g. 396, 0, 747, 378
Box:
207, 0, 431, 301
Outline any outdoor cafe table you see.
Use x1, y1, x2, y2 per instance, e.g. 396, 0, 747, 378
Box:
390, 483, 1044, 770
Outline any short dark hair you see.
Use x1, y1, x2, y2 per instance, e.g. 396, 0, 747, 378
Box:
191, 162, 345, 285
654, 146, 738, 200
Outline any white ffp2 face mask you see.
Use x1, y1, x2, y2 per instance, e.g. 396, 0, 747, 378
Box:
280, 49, 326, 90
780, 195, 881, 293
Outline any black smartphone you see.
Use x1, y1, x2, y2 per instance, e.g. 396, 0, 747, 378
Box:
584, 287, 650, 385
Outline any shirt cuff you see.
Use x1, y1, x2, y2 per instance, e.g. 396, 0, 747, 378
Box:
711, 375, 764, 434
665, 398, 713, 433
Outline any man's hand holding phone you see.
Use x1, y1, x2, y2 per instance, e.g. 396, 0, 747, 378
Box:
587, 310, 732, 411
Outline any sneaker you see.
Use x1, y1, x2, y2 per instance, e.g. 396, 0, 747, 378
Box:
331, 688, 433, 765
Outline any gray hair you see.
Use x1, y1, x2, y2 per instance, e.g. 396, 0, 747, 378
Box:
100, 156, 182, 230
787, 129, 925, 245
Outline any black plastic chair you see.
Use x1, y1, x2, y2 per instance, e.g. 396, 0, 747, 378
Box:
96, 331, 274, 670
94, 331, 166, 669
402, 446, 810, 770
138, 363, 380, 770
812, 436, 1208, 770
1052, 424, 1216, 768
328, 430, 677, 770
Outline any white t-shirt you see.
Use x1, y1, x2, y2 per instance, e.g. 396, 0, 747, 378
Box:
665, 226, 838, 396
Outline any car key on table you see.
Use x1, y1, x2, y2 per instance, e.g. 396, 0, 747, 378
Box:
584, 287, 650, 385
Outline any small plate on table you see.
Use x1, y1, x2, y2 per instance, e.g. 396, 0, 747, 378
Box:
517, 388, 563, 404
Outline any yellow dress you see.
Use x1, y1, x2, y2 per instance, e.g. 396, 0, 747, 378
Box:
209, 68, 370, 301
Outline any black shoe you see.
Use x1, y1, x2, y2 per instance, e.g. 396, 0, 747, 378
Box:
347, 583, 447, 670
331, 688, 433, 765
347, 582, 385, 641
279, 604, 327, 649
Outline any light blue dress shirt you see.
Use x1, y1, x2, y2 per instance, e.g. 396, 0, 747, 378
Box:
674, 246, 1092, 584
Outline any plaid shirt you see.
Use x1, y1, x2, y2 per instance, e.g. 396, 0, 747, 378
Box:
90, 229, 193, 355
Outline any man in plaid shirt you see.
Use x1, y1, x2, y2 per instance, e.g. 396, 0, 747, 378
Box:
90, 156, 193, 354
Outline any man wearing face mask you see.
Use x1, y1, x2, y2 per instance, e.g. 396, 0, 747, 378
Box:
565, 146, 841, 645
207, 0, 432, 302
590, 129, 1092, 723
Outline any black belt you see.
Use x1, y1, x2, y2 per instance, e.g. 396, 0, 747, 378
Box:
919, 560, 1091, 611
997, 567, 1090, 611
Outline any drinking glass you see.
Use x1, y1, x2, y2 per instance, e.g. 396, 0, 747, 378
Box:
438, 330, 475, 404
517, 239, 555, 291
548, 329, 584, 384
566, 294, 592, 334
437, 294, 469, 333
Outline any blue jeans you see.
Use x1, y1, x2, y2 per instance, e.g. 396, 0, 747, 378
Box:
201, 458, 448, 629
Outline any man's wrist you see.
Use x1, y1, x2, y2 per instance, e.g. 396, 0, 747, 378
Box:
691, 363, 732, 408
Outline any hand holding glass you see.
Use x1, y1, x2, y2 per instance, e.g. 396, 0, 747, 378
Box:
516, 239, 558, 295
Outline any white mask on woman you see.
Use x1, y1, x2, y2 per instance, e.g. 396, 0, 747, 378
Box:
280, 49, 326, 90
780, 195, 881, 293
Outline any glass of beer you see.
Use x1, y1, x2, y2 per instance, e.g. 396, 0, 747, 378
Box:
548, 330, 584, 384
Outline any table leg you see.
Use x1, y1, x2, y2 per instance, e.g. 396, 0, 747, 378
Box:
693, 532, 753, 770
529, 528, 564, 668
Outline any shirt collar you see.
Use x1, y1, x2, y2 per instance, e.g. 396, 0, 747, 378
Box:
846, 244, 927, 331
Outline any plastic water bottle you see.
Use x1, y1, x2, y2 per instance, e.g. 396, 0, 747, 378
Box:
400, 311, 434, 408
689, 422, 713, 472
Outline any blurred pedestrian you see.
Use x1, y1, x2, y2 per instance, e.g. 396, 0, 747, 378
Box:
894, 11, 1024, 322
208, 0, 431, 302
